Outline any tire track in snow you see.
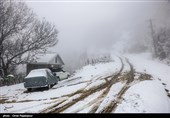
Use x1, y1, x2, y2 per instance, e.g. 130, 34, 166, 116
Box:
44, 57, 124, 113
40, 98, 68, 113
87, 57, 124, 113
63, 88, 106, 113
50, 75, 116, 113
101, 58, 134, 113
42, 74, 112, 113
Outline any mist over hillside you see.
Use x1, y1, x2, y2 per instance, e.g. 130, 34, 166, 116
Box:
26, 0, 170, 72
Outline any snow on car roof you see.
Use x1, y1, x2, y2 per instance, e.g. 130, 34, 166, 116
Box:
25, 68, 49, 78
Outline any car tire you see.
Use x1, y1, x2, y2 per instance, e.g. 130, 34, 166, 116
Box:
57, 76, 60, 81
52, 83, 56, 88
47, 84, 51, 89
27, 88, 32, 92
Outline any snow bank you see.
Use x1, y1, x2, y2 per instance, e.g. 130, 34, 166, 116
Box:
125, 52, 170, 91
115, 80, 170, 113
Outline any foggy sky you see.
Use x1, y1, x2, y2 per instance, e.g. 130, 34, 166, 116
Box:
26, 0, 170, 71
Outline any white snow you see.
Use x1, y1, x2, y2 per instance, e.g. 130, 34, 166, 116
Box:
25, 69, 48, 78
84, 79, 106, 91
77, 104, 95, 113
1, 56, 120, 113
125, 52, 170, 90
63, 89, 105, 113
115, 80, 170, 113
55, 94, 81, 110
1, 100, 52, 113
72, 56, 122, 81
1, 53, 170, 113
96, 82, 126, 113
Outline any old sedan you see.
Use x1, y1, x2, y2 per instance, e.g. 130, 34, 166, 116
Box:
24, 68, 59, 91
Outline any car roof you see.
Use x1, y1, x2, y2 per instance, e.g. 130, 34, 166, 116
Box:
25, 68, 50, 78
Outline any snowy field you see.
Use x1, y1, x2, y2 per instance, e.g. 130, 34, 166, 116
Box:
0, 53, 170, 113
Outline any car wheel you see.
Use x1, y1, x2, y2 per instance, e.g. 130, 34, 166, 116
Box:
47, 85, 51, 89
27, 88, 32, 92
52, 83, 56, 88
57, 76, 60, 81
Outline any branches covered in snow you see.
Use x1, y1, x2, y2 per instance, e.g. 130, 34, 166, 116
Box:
0, 0, 58, 77
151, 26, 170, 61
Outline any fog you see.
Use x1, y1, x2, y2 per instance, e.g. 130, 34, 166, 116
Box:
26, 0, 170, 72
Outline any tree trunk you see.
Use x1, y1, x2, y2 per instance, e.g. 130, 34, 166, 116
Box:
2, 60, 9, 77
3, 67, 8, 77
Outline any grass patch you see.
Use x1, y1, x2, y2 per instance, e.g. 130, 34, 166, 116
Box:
138, 73, 152, 81
0, 98, 8, 104
0, 99, 17, 104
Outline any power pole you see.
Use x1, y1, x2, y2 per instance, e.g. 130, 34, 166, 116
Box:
149, 19, 157, 57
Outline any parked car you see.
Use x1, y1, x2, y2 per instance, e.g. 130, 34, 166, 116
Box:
53, 69, 70, 81
24, 68, 59, 91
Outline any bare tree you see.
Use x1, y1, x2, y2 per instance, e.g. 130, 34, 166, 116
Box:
0, 0, 58, 77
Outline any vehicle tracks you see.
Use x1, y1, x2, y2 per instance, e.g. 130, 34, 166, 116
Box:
100, 58, 134, 113
40, 57, 124, 113
41, 57, 152, 113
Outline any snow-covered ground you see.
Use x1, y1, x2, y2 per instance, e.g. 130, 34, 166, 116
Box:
0, 53, 170, 113
115, 80, 170, 113
125, 52, 170, 91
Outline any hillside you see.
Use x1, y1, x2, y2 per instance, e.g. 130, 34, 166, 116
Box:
0, 53, 170, 113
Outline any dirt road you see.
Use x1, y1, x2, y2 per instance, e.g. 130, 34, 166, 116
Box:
40, 57, 152, 113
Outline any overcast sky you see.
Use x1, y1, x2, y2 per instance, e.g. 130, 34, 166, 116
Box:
25, 0, 170, 70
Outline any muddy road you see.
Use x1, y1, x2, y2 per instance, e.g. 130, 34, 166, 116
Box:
39, 57, 152, 113
1, 56, 154, 113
